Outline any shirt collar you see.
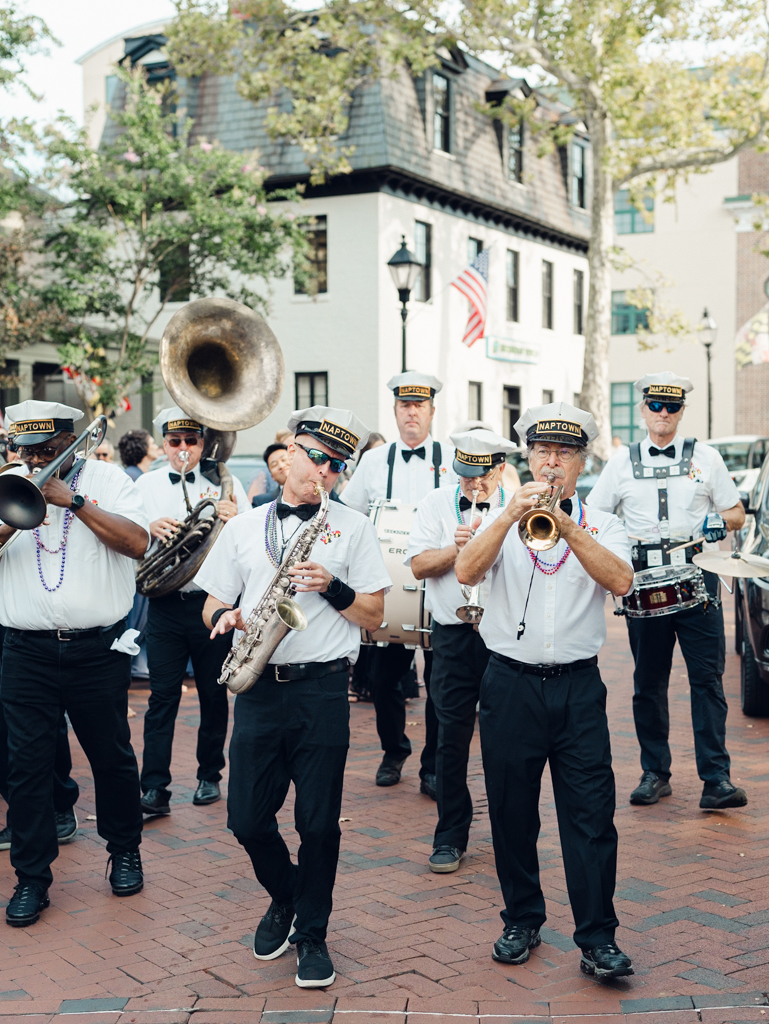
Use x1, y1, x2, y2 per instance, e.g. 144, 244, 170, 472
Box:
641, 433, 680, 458
396, 434, 433, 452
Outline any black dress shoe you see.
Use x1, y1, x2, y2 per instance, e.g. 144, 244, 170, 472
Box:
107, 850, 143, 896
419, 773, 437, 800
429, 846, 464, 873
254, 900, 296, 960
700, 779, 748, 809
193, 780, 221, 805
0, 824, 10, 851
141, 789, 170, 816
629, 770, 672, 805
376, 757, 407, 787
580, 941, 634, 979
492, 925, 541, 964
55, 809, 78, 844
6, 883, 49, 927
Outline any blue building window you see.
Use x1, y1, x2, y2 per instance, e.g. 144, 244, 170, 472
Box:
611, 382, 644, 444
614, 190, 654, 234
612, 290, 649, 335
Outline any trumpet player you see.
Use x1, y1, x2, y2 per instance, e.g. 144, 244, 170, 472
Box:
456, 402, 635, 980
406, 428, 516, 874
197, 406, 390, 989
135, 408, 250, 816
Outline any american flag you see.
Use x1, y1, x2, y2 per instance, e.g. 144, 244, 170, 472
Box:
450, 249, 490, 347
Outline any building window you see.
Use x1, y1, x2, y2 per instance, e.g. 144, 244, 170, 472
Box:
413, 221, 432, 302
294, 215, 328, 295
611, 290, 649, 335
468, 381, 483, 421
105, 74, 119, 109
295, 372, 328, 408
571, 143, 586, 208
433, 74, 450, 153
611, 382, 644, 444
542, 389, 554, 404
508, 122, 523, 183
158, 243, 191, 303
542, 260, 553, 329
573, 269, 584, 335
614, 189, 654, 234
506, 250, 519, 322
468, 237, 483, 264
503, 385, 521, 442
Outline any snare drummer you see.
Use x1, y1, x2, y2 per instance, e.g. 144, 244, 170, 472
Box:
587, 372, 746, 810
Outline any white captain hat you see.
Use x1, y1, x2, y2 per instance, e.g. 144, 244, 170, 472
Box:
153, 406, 204, 435
449, 428, 517, 478
6, 400, 84, 447
288, 405, 370, 459
515, 401, 598, 449
387, 371, 443, 402
634, 372, 693, 403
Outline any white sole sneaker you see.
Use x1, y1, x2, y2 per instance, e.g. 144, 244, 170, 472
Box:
254, 914, 297, 961
295, 969, 336, 989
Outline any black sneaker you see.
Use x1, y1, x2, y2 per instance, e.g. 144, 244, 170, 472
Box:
107, 850, 143, 896
254, 900, 296, 960
55, 809, 78, 844
700, 780, 748, 810
492, 925, 541, 965
580, 941, 634, 979
0, 823, 10, 851
429, 845, 464, 873
6, 882, 49, 927
375, 757, 407, 787
141, 789, 170, 816
295, 938, 336, 988
629, 770, 672, 805
419, 774, 437, 801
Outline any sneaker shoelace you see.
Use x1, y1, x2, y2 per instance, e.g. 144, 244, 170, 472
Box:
591, 941, 621, 957
502, 925, 535, 942
106, 851, 141, 880
11, 883, 46, 909
266, 902, 294, 926
298, 939, 325, 959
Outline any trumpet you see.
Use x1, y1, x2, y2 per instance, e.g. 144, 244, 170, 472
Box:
456, 487, 484, 624
518, 473, 563, 552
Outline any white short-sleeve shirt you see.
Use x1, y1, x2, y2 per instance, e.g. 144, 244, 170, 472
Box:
341, 435, 458, 513
476, 499, 632, 664
587, 434, 741, 543
0, 459, 150, 630
193, 499, 392, 665
405, 485, 504, 626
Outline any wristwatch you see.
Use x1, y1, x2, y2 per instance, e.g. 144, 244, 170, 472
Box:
326, 576, 343, 597
71, 494, 85, 512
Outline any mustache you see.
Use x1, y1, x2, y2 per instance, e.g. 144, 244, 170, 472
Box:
537, 467, 566, 481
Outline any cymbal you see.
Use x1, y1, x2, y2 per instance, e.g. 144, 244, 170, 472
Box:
693, 549, 769, 578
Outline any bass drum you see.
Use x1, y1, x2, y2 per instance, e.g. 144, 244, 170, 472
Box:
362, 500, 431, 649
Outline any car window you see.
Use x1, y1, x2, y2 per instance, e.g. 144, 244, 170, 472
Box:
750, 440, 768, 468
711, 442, 752, 472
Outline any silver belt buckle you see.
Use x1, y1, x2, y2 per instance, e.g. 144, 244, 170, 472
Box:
57, 629, 72, 642
274, 664, 290, 682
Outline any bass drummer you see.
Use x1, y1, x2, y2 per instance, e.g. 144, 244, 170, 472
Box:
587, 372, 746, 810
341, 372, 457, 793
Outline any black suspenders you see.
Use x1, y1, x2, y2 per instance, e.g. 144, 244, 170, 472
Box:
386, 443, 396, 501
432, 441, 441, 488
386, 440, 443, 500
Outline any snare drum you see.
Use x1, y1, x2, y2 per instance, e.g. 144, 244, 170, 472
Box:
624, 565, 707, 618
362, 500, 431, 648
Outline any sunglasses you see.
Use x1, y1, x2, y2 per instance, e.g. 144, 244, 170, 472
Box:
166, 435, 202, 448
295, 441, 347, 474
646, 400, 683, 414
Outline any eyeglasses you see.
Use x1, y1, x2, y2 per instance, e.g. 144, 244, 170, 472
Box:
295, 441, 347, 474
166, 435, 202, 448
530, 444, 580, 463
646, 400, 683, 414
15, 441, 66, 459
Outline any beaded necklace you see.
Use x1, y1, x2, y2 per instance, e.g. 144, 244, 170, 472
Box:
264, 499, 317, 569
527, 497, 585, 575
453, 485, 504, 524
33, 465, 84, 593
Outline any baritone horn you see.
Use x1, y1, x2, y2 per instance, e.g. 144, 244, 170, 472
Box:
518, 474, 563, 552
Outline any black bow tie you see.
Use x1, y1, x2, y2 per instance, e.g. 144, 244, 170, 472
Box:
276, 501, 320, 521
459, 496, 490, 512
169, 471, 195, 484
649, 445, 676, 459
560, 498, 573, 517
402, 447, 425, 463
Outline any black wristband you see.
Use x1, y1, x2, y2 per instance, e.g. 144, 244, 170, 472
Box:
210, 607, 228, 629
321, 577, 356, 611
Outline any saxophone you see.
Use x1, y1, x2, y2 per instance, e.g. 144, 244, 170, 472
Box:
218, 484, 330, 695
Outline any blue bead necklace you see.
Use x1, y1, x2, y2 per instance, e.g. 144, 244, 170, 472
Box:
33, 466, 84, 593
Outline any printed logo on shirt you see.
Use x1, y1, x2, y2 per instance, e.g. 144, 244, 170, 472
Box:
319, 522, 341, 545
199, 486, 220, 500
81, 495, 98, 505
688, 464, 704, 483
583, 522, 599, 538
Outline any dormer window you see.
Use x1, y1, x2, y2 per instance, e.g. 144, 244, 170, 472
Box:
433, 74, 451, 153
571, 142, 586, 208
508, 122, 523, 183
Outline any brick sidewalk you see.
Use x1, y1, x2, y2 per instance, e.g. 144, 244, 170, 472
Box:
2, 606, 769, 1024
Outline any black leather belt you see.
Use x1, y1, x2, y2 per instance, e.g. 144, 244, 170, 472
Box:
7, 619, 126, 643
495, 653, 598, 678
265, 658, 349, 683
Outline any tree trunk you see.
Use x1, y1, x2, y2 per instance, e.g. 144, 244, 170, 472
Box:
579, 108, 614, 462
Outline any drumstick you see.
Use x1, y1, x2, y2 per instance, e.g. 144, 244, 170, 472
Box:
667, 536, 705, 554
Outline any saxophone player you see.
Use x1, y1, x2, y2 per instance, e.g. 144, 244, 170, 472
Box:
135, 408, 250, 816
197, 406, 390, 990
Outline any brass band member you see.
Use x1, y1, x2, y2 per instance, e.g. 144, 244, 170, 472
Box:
456, 402, 635, 980
197, 406, 390, 989
0, 401, 149, 927
135, 407, 249, 815
587, 373, 746, 809
406, 428, 515, 874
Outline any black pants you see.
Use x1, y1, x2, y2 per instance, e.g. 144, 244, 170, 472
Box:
627, 581, 729, 785
480, 654, 619, 951
1, 623, 142, 888
368, 645, 436, 777
142, 591, 231, 796
431, 623, 489, 851
227, 667, 350, 944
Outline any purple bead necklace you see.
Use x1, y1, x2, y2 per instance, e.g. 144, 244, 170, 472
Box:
33, 466, 83, 592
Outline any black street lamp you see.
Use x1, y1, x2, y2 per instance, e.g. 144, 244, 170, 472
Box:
387, 235, 422, 373
698, 308, 717, 439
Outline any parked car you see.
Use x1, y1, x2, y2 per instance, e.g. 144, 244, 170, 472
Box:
734, 451, 769, 716
707, 435, 769, 499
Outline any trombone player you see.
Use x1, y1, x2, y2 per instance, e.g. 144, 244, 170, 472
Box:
455, 402, 635, 980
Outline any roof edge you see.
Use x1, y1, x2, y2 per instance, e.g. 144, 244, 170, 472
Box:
76, 19, 170, 65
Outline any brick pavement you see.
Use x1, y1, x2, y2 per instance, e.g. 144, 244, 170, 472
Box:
1, 606, 769, 1023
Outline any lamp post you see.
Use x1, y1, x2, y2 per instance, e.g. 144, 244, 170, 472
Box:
698, 308, 717, 439
387, 235, 422, 373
